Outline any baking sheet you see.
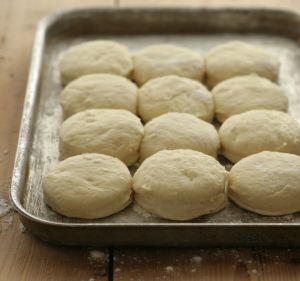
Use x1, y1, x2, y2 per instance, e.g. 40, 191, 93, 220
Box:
10, 7, 300, 246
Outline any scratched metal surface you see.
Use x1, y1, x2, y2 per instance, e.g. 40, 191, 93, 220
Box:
10, 8, 300, 245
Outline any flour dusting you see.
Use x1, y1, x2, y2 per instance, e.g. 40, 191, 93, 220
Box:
191, 256, 203, 264
19, 222, 26, 233
0, 199, 11, 218
88, 250, 106, 261
164, 266, 174, 273
132, 203, 152, 218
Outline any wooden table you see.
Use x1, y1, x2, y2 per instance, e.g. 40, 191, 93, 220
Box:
1, 0, 300, 280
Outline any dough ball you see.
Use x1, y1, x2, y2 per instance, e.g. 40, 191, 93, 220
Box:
219, 110, 300, 163
59, 109, 144, 165
205, 41, 279, 88
229, 151, 300, 216
133, 149, 228, 221
59, 40, 133, 84
212, 74, 288, 122
60, 74, 138, 118
132, 44, 205, 85
42, 153, 132, 219
140, 112, 220, 162
138, 75, 214, 123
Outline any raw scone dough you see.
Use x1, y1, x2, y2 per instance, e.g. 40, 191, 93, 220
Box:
59, 109, 144, 166
229, 151, 300, 216
60, 74, 138, 118
205, 41, 279, 88
132, 44, 205, 85
42, 153, 132, 219
212, 74, 288, 122
59, 40, 133, 84
219, 110, 300, 163
133, 149, 228, 221
140, 112, 220, 161
138, 75, 214, 123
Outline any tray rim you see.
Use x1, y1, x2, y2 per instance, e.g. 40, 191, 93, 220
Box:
10, 5, 300, 229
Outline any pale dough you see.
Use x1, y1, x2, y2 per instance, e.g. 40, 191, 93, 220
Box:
132, 44, 205, 85
205, 41, 279, 88
140, 112, 220, 161
59, 109, 144, 166
138, 75, 214, 123
59, 40, 133, 84
219, 110, 300, 163
229, 151, 300, 216
212, 74, 288, 122
42, 153, 132, 219
60, 74, 138, 118
133, 149, 228, 221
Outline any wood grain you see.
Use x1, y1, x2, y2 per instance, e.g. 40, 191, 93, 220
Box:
118, 0, 300, 9
1, 0, 300, 280
114, 1, 300, 281
113, 248, 300, 281
0, 0, 112, 280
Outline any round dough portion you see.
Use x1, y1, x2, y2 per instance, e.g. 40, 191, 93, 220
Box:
42, 153, 132, 219
229, 151, 300, 216
213, 74, 288, 122
59, 40, 133, 84
59, 109, 144, 166
133, 149, 228, 221
140, 112, 220, 162
205, 41, 279, 88
219, 110, 300, 163
132, 44, 205, 85
138, 75, 214, 123
60, 74, 138, 118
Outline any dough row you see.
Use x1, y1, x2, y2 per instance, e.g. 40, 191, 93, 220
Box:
59, 40, 278, 88
59, 108, 300, 165
60, 72, 288, 124
43, 150, 300, 220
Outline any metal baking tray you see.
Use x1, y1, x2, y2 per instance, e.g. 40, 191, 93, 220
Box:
10, 7, 300, 247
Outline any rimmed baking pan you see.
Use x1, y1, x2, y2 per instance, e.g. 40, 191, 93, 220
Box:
10, 7, 300, 246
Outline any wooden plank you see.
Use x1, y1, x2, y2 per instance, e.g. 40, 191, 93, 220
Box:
114, 1, 300, 281
2, 0, 300, 280
118, 0, 300, 9
0, 0, 113, 280
113, 248, 300, 281
0, 222, 110, 281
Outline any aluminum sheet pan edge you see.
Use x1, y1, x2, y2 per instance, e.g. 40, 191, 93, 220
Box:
10, 7, 300, 246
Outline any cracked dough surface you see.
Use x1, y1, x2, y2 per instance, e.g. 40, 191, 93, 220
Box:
133, 149, 228, 221
205, 41, 279, 88
59, 40, 133, 84
60, 74, 138, 118
212, 74, 288, 122
132, 44, 205, 85
138, 75, 214, 123
59, 109, 144, 166
229, 151, 300, 216
42, 153, 132, 219
219, 110, 300, 163
140, 112, 220, 161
